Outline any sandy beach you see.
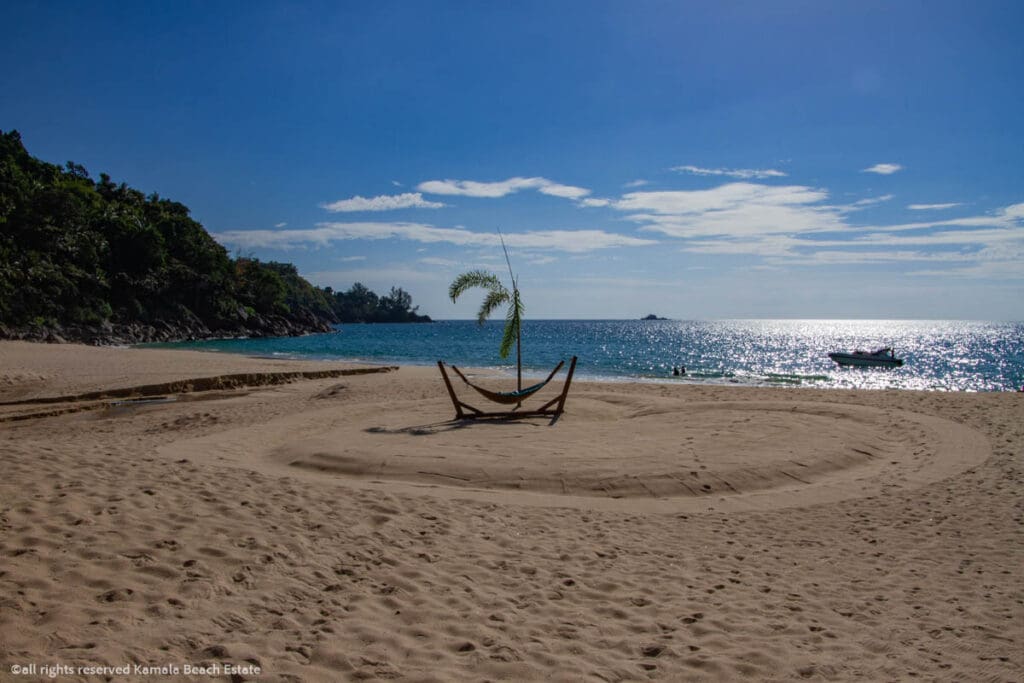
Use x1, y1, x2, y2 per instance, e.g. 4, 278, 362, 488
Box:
1, 341, 1021, 682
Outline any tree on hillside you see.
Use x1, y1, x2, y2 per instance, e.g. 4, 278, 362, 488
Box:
0, 129, 342, 338
0, 129, 431, 341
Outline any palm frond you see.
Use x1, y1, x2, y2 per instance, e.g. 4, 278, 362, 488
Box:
478, 288, 510, 326
498, 289, 524, 359
448, 270, 505, 303
448, 245, 525, 368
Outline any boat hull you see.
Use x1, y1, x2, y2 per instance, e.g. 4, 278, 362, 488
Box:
828, 353, 903, 368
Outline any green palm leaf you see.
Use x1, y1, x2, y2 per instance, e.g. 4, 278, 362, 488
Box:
499, 289, 523, 359
479, 288, 510, 326
448, 234, 525, 387
448, 270, 505, 303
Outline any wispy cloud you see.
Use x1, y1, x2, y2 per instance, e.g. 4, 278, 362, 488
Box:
908, 202, 962, 210
679, 235, 807, 258
672, 200, 1024, 278
417, 176, 591, 200
851, 194, 895, 207
617, 183, 829, 216
910, 263, 1024, 279
857, 203, 1024, 234
213, 222, 657, 253
672, 165, 787, 179
274, 221, 287, 228
418, 256, 461, 267
526, 255, 558, 265
538, 183, 591, 199
338, 255, 366, 262
612, 174, 1022, 279
579, 197, 612, 207
862, 163, 903, 175
774, 250, 977, 265
624, 179, 649, 188
321, 192, 445, 212
615, 182, 843, 238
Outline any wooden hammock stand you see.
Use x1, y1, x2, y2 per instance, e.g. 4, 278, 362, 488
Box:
437, 356, 578, 420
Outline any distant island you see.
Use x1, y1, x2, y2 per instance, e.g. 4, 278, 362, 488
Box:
641, 314, 669, 320
0, 130, 430, 345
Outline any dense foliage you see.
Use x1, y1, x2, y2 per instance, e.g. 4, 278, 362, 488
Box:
325, 283, 430, 323
0, 130, 429, 342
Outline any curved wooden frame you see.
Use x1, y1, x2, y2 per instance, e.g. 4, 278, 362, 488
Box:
437, 356, 577, 420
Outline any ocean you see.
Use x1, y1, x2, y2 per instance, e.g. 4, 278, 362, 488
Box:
153, 319, 1024, 392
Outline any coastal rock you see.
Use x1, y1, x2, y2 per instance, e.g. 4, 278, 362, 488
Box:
0, 307, 337, 346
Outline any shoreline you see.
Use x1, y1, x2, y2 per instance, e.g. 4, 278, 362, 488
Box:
142, 341, 1023, 393
1, 340, 1021, 681
132, 318, 1024, 393
1, 338, 1019, 408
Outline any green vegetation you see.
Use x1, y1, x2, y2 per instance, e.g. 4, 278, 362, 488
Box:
324, 283, 430, 324
448, 234, 524, 389
0, 130, 429, 343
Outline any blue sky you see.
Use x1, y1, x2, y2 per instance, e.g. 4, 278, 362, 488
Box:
3, 1, 1022, 319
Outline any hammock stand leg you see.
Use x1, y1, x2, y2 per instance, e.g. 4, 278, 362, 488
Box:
542, 355, 577, 416
437, 356, 577, 421
437, 360, 483, 419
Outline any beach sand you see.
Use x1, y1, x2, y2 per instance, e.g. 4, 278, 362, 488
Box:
1, 341, 1021, 682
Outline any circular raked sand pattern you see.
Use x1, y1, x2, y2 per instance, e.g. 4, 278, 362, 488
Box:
171, 391, 989, 513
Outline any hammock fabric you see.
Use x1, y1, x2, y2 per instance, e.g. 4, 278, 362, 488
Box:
449, 360, 564, 405
437, 356, 578, 420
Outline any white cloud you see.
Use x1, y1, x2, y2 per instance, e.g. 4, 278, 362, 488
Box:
579, 197, 612, 207
852, 227, 1024, 248
213, 221, 657, 253
851, 194, 895, 207
1003, 202, 1024, 220
679, 235, 805, 257
862, 163, 903, 175
338, 255, 366, 262
526, 255, 558, 265
274, 221, 287, 228
612, 176, 1024, 277
857, 203, 1024, 234
614, 184, 1023, 269
617, 183, 828, 215
908, 202, 962, 211
321, 192, 445, 212
417, 176, 590, 200
538, 183, 591, 199
672, 165, 787, 179
624, 179, 649, 188
418, 178, 533, 197
773, 250, 976, 266
418, 256, 460, 267
615, 182, 843, 238
910, 261, 1024, 279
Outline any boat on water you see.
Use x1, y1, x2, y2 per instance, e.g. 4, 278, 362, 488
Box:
828, 346, 903, 368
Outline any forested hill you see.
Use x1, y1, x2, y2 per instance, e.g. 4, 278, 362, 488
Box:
0, 130, 429, 344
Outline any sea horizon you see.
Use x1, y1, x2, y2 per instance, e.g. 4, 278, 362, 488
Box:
151, 318, 1024, 393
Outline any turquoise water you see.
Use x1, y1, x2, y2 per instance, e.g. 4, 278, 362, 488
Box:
153, 319, 1024, 392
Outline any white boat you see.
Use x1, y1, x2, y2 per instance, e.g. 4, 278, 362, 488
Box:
828, 347, 903, 368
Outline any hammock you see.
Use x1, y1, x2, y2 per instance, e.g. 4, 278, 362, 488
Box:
449, 360, 564, 405
437, 357, 578, 420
